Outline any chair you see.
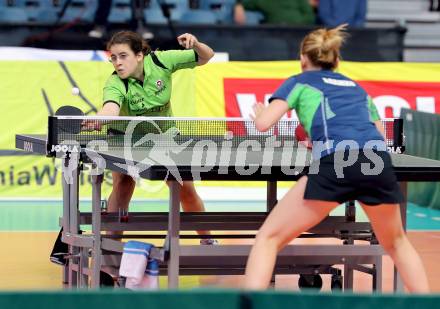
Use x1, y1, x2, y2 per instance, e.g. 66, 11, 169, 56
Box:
199, 0, 235, 23
10, 0, 28, 6
58, 0, 96, 23
144, 8, 167, 24
113, 0, 130, 5
244, 10, 264, 25
149, 0, 188, 11
14, 0, 47, 7
13, 0, 41, 21
108, 0, 132, 23
41, 0, 95, 23
32, 7, 60, 23
200, 0, 236, 10
0, 7, 28, 22
144, 6, 185, 24
21, 1, 59, 23
178, 9, 217, 24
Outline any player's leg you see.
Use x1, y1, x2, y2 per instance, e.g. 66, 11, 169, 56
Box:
360, 202, 429, 293
166, 180, 206, 213
107, 172, 136, 235
166, 180, 210, 236
244, 176, 339, 289
108, 172, 136, 212
179, 181, 206, 212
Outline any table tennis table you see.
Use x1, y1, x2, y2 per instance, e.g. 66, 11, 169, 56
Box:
16, 116, 440, 290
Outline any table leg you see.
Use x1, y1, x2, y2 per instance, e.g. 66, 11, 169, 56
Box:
69, 166, 80, 287
61, 165, 70, 285
91, 174, 104, 288
373, 256, 383, 291
266, 181, 277, 212
343, 236, 355, 291
167, 180, 181, 288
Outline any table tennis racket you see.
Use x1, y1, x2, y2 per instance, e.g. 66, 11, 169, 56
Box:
295, 124, 312, 149
55, 105, 84, 134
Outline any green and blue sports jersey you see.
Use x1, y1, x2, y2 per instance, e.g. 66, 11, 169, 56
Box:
270, 70, 384, 159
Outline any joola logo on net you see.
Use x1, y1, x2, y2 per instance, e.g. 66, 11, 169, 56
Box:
50, 144, 79, 153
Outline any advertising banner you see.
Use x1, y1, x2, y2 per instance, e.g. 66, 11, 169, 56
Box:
2, 59, 440, 198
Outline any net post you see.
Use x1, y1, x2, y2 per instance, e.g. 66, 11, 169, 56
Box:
392, 118, 404, 147
47, 115, 58, 154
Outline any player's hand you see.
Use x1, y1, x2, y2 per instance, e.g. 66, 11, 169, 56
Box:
81, 119, 102, 131
251, 102, 266, 120
177, 33, 199, 49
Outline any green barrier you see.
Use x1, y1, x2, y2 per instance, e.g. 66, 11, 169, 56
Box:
402, 109, 440, 209
0, 290, 241, 309
245, 291, 440, 309
1, 290, 439, 309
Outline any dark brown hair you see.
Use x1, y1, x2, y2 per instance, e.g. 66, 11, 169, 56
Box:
300, 25, 348, 70
106, 31, 151, 55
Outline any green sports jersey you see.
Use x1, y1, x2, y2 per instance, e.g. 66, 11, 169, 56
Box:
103, 49, 198, 117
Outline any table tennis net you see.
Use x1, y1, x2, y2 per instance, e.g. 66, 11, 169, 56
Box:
48, 117, 403, 149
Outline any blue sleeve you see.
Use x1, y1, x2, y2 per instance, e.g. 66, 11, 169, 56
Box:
269, 76, 297, 103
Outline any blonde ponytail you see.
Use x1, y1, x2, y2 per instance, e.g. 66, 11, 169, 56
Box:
300, 24, 348, 70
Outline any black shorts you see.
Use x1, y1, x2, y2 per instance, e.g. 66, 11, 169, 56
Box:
304, 150, 404, 206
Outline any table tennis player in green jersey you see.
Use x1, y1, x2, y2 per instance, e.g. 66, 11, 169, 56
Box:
95, 30, 217, 244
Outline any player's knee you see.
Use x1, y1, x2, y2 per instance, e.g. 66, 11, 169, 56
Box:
180, 183, 199, 203
255, 228, 280, 247
180, 189, 199, 205
112, 175, 135, 192
380, 232, 406, 254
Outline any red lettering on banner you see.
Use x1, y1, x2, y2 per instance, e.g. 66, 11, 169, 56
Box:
224, 78, 284, 119
224, 78, 440, 119
224, 78, 291, 136
358, 81, 440, 118
224, 76, 297, 137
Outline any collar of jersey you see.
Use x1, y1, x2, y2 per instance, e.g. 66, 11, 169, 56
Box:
123, 56, 150, 87
141, 54, 153, 85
